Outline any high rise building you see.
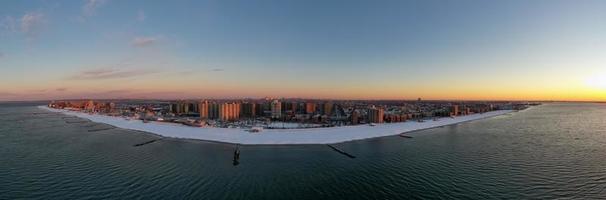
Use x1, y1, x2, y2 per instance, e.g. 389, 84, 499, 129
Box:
281, 101, 289, 114
170, 101, 192, 115
368, 107, 384, 123
305, 102, 316, 114
298, 102, 306, 114
271, 99, 281, 119
261, 101, 271, 117
199, 100, 209, 119
255, 102, 266, 117
209, 103, 220, 119
189, 103, 199, 113
290, 102, 298, 114
351, 109, 360, 125
324, 102, 333, 116
241, 102, 256, 118
219, 102, 241, 121
170, 103, 178, 114
181, 102, 189, 114
280, 101, 297, 116
451, 105, 459, 116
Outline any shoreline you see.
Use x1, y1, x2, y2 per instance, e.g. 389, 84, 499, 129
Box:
39, 106, 514, 145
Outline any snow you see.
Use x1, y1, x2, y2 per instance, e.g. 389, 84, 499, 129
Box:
265, 122, 323, 129
39, 106, 513, 145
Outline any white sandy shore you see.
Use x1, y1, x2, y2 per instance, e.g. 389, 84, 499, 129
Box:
39, 106, 513, 145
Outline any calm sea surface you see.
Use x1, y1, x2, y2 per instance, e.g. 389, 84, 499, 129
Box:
1, 103, 605, 199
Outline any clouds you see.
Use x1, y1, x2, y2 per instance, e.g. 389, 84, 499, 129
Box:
82, 0, 107, 17
1, 12, 46, 38
0, 92, 17, 97
137, 10, 146, 22
29, 89, 48, 93
68, 67, 158, 80
20, 12, 45, 36
131, 36, 158, 47
0, 16, 17, 32
56, 88, 68, 92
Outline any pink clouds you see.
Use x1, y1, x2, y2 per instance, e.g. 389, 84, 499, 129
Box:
1, 12, 46, 38
67, 68, 158, 80
131, 37, 158, 48
82, 0, 107, 17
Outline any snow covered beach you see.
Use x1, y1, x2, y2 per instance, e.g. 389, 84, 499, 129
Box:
39, 106, 513, 145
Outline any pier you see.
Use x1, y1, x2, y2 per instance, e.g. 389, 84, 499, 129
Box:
327, 144, 356, 158
399, 133, 413, 139
87, 127, 115, 132
65, 120, 89, 124
29, 112, 59, 115
233, 144, 241, 166
133, 139, 161, 147
81, 124, 97, 128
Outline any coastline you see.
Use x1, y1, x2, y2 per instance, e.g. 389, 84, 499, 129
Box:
39, 106, 514, 145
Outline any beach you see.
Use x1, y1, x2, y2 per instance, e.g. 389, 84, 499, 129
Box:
39, 106, 513, 145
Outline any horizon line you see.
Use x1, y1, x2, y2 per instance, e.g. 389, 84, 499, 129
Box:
2, 98, 605, 104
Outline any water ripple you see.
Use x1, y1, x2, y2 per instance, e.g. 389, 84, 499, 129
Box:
2, 103, 606, 199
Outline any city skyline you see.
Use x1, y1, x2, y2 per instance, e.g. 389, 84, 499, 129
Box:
2, 0, 606, 101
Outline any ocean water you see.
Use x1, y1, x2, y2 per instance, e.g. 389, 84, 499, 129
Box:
1, 103, 605, 199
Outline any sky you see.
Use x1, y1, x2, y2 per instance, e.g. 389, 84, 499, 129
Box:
1, 0, 605, 101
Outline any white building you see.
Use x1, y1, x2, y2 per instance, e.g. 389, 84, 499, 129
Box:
271, 99, 282, 119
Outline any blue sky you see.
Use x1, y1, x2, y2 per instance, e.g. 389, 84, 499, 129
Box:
1, 0, 605, 101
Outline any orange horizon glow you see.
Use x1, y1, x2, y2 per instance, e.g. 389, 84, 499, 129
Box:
2, 82, 605, 102
4, 61, 606, 102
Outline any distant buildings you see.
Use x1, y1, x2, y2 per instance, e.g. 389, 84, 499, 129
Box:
241, 102, 256, 118
305, 102, 316, 114
199, 101, 241, 121
451, 105, 459, 116
48, 100, 116, 114
324, 102, 333, 116
199, 100, 209, 119
170, 101, 198, 115
48, 98, 524, 129
384, 112, 408, 123
368, 106, 384, 123
351, 109, 360, 125
280, 101, 298, 116
271, 99, 281, 119
209, 103, 220, 119
84, 100, 95, 112
219, 102, 240, 121
200, 101, 242, 121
